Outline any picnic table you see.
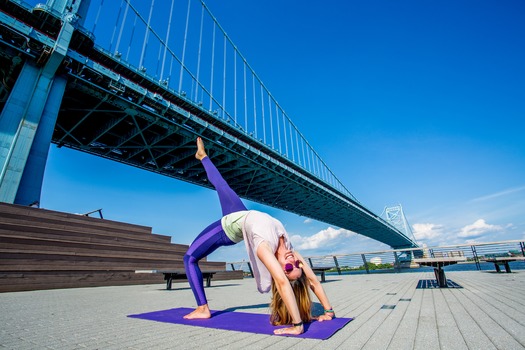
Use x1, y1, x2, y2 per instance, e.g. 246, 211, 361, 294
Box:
413, 257, 467, 288
135, 270, 220, 290
482, 257, 525, 273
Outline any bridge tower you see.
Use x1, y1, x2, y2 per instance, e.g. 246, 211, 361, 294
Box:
382, 204, 416, 241
381, 204, 421, 261
0, 0, 91, 205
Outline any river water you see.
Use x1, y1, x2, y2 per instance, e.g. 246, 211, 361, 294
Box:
327, 260, 525, 276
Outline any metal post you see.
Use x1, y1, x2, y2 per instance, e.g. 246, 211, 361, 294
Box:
333, 256, 341, 275
361, 254, 370, 274
471, 245, 481, 270
393, 252, 400, 272
247, 262, 254, 278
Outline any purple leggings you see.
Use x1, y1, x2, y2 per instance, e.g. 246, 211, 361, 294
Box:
184, 156, 247, 306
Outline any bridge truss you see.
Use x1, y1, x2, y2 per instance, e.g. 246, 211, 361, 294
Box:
0, 0, 418, 249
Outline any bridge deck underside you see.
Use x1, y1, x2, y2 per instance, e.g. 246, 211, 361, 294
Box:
51, 74, 415, 249
0, 1, 417, 249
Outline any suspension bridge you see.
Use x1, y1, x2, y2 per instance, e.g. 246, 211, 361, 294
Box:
0, 0, 418, 249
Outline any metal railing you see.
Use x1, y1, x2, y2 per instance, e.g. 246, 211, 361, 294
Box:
80, 208, 104, 219
227, 240, 525, 276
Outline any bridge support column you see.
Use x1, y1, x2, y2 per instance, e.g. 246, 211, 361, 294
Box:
0, 61, 67, 205
0, 0, 84, 204
15, 76, 67, 206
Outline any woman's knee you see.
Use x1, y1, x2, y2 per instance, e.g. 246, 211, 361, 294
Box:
184, 253, 197, 267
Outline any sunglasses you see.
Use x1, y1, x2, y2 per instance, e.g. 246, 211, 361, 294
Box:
284, 260, 302, 273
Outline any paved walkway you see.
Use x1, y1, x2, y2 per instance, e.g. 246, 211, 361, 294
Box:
1, 270, 524, 349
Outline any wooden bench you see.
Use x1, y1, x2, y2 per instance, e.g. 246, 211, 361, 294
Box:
482, 257, 525, 273
413, 257, 467, 288
135, 270, 220, 290
311, 267, 333, 283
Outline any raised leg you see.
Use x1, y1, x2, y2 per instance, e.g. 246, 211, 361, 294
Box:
197, 137, 247, 216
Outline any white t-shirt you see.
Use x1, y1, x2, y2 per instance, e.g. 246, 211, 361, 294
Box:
242, 210, 293, 293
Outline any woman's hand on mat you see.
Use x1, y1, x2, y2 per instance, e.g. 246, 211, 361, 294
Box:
274, 324, 304, 335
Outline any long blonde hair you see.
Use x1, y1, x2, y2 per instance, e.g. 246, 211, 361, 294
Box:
269, 271, 312, 325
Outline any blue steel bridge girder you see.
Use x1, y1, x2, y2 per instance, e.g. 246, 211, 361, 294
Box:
55, 74, 416, 247
0, 1, 418, 249
0, 0, 90, 204
0, 49, 68, 205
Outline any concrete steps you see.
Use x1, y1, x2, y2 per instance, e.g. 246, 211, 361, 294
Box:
0, 202, 242, 292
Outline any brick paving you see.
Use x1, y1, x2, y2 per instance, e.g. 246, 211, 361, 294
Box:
1, 270, 524, 349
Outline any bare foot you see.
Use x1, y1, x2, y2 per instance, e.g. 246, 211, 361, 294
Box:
195, 137, 208, 161
183, 304, 211, 319
274, 324, 304, 335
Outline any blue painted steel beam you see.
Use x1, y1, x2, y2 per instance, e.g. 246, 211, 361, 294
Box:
0, 61, 43, 203
15, 76, 67, 205
0, 0, 86, 204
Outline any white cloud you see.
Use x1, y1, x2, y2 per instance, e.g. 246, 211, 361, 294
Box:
412, 223, 443, 241
303, 218, 313, 224
291, 227, 356, 250
458, 219, 502, 238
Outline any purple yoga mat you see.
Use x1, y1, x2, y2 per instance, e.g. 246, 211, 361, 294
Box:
128, 307, 352, 340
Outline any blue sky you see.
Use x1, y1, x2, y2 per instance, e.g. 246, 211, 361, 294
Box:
39, 0, 525, 262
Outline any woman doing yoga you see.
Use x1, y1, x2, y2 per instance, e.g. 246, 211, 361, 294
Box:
183, 137, 335, 335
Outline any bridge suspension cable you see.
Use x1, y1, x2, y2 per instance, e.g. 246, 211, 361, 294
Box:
160, 0, 175, 82
178, 0, 191, 92
76, 0, 357, 200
